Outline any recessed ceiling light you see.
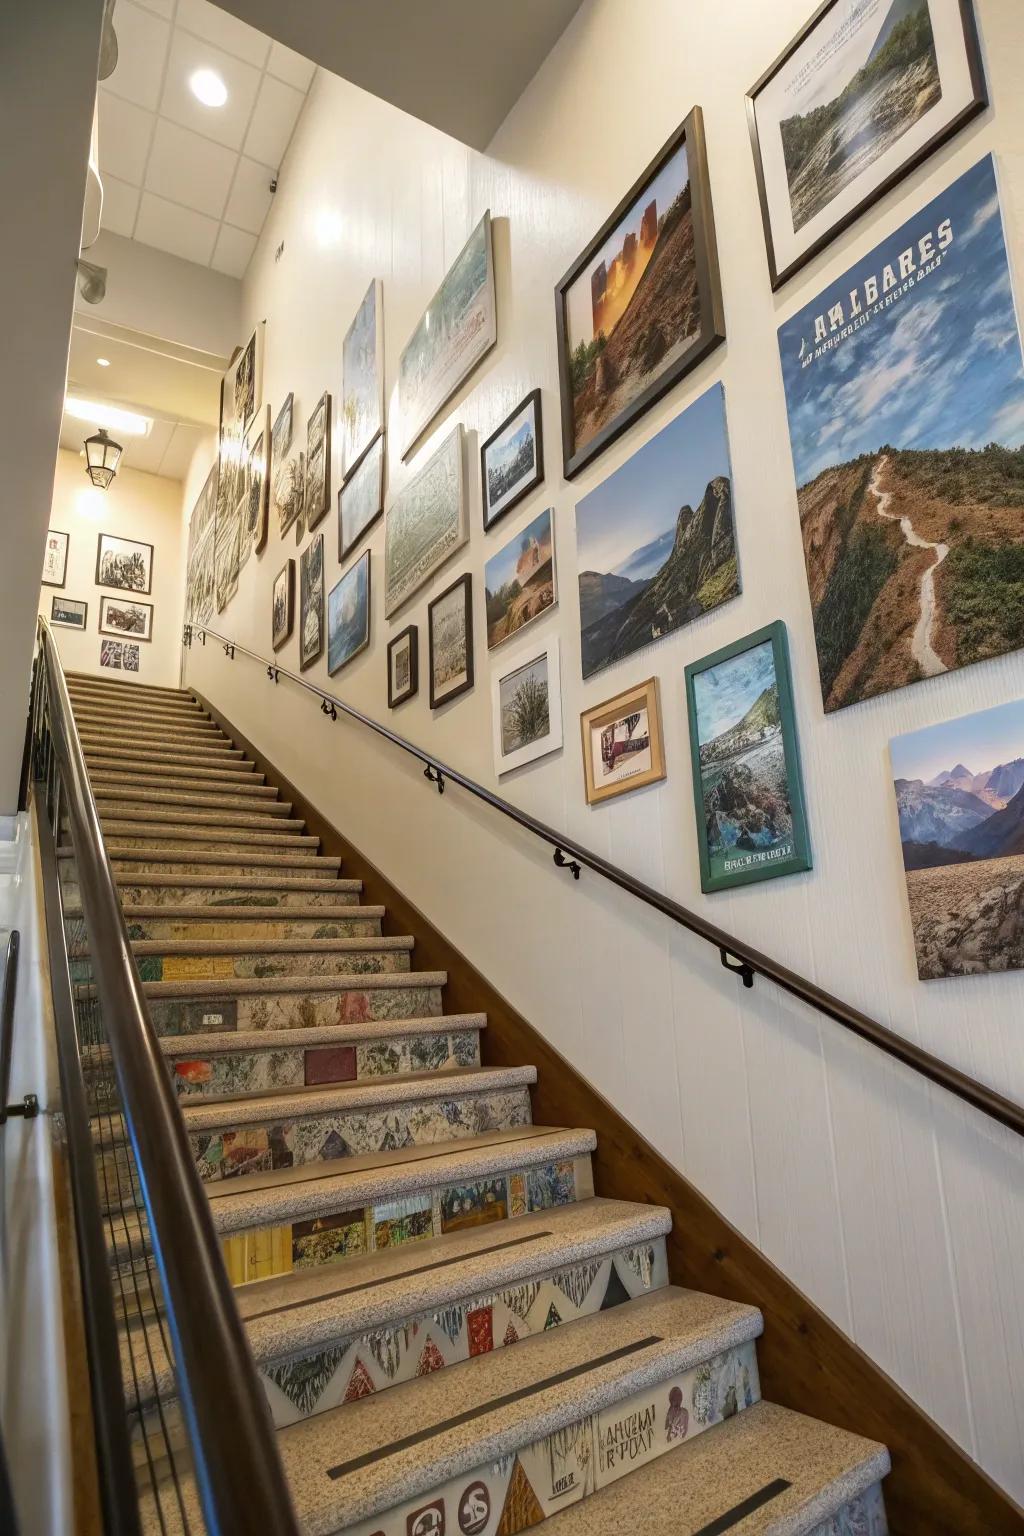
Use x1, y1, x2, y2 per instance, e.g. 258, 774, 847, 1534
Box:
64, 396, 151, 436
96, 357, 110, 367
189, 67, 228, 108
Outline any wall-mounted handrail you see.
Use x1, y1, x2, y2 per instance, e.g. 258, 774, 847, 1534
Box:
36, 619, 300, 1535
194, 624, 1024, 1141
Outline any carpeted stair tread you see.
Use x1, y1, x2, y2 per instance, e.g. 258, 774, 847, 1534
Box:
114, 875, 362, 902
105, 848, 336, 872
120, 904, 384, 936
139, 967, 442, 998
66, 672, 197, 701
90, 769, 274, 795
99, 819, 318, 848
140, 1011, 485, 1059
80, 736, 246, 762
94, 791, 294, 818
71, 710, 224, 736
88, 761, 268, 787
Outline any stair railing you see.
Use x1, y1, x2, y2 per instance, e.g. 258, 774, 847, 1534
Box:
192, 623, 1024, 1141
32, 617, 299, 1535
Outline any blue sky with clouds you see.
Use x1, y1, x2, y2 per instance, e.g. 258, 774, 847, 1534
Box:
693, 639, 776, 745
891, 696, 1024, 784
779, 156, 1024, 488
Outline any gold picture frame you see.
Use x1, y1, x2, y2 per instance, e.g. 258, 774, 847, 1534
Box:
580, 677, 665, 806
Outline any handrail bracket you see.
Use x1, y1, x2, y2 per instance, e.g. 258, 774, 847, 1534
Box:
721, 948, 755, 989
424, 765, 445, 795
1, 1093, 39, 1124
554, 848, 581, 880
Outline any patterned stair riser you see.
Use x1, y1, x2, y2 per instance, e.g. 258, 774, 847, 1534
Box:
132, 949, 411, 982
260, 1241, 670, 1427
147, 983, 442, 1035
99, 832, 319, 854
110, 858, 331, 880
808, 1483, 888, 1536
344, 1341, 760, 1536
123, 915, 383, 940
115, 885, 362, 910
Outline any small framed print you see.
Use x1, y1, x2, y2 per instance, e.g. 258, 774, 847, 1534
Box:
299, 532, 325, 671
99, 595, 153, 642
272, 559, 295, 651
581, 677, 666, 806
304, 391, 331, 530
42, 530, 69, 588
484, 505, 556, 651
339, 435, 384, 561
427, 573, 474, 709
481, 389, 544, 531
123, 643, 140, 674
684, 621, 812, 893
99, 639, 123, 669
96, 532, 153, 594
50, 595, 87, 630
245, 405, 271, 556
272, 392, 294, 464
492, 637, 562, 778
387, 625, 418, 708
327, 551, 371, 675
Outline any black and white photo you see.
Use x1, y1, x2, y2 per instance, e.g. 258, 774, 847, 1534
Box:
99, 595, 153, 642
96, 533, 153, 594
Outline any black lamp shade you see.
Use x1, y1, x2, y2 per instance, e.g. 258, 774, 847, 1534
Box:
84, 427, 123, 489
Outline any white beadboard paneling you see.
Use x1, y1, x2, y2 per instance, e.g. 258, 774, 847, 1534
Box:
181, 0, 1024, 1504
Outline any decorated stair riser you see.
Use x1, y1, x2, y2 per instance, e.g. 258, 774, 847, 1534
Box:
115, 883, 363, 910
122, 913, 384, 941
79, 738, 246, 762
75, 723, 226, 746
260, 1241, 669, 1428
90, 773, 277, 798
87, 760, 267, 787
109, 856, 332, 880
131, 946, 411, 982
146, 981, 442, 1035
344, 1341, 760, 1536
808, 1483, 888, 1536
97, 829, 319, 854
98, 804, 301, 830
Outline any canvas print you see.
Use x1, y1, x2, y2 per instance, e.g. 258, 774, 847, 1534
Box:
780, 156, 1024, 713
387, 625, 418, 708
398, 212, 496, 457
556, 109, 724, 479
184, 462, 218, 626
891, 697, 1024, 978
749, 0, 986, 286
492, 638, 563, 777
272, 560, 294, 651
384, 425, 466, 616
481, 389, 544, 530
41, 529, 69, 588
341, 278, 384, 478
299, 533, 325, 670
484, 505, 556, 650
274, 450, 305, 538
242, 406, 270, 558
304, 392, 331, 530
581, 677, 666, 805
327, 552, 371, 675
428, 573, 474, 709
685, 622, 811, 892
272, 393, 294, 464
214, 502, 241, 612
99, 596, 152, 642
575, 383, 739, 681
96, 533, 153, 594
50, 596, 87, 630
99, 639, 123, 670
338, 435, 384, 560
216, 323, 264, 535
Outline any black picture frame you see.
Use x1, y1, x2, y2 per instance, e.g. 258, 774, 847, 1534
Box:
95, 533, 154, 595
98, 595, 153, 642
427, 572, 474, 709
480, 388, 544, 532
327, 551, 371, 676
299, 533, 325, 671
50, 594, 87, 630
387, 625, 419, 708
746, 0, 987, 290
554, 106, 724, 482
271, 392, 294, 465
272, 558, 295, 651
304, 391, 332, 531
42, 529, 70, 589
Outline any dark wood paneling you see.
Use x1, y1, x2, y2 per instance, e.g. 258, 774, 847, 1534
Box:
193, 687, 1024, 1536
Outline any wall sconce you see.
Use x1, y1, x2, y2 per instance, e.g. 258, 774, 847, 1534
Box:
84, 427, 123, 489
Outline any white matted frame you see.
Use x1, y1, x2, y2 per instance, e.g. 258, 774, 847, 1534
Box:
491, 636, 562, 778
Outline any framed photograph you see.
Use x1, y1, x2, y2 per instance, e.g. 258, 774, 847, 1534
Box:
484, 505, 556, 651
216, 323, 264, 532
99, 639, 123, 670
387, 625, 418, 708
890, 697, 1024, 980
748, 0, 987, 289
272, 560, 295, 651
491, 637, 563, 777
384, 425, 466, 617
581, 677, 666, 806
339, 435, 384, 561
398, 211, 496, 458
184, 461, 217, 627
341, 278, 384, 479
299, 532, 325, 670
214, 502, 240, 612
684, 621, 811, 893
304, 392, 332, 530
481, 389, 544, 531
41, 529, 69, 588
96, 533, 153, 594
427, 573, 474, 709
272, 393, 294, 464
555, 108, 724, 481
50, 595, 87, 630
327, 552, 371, 675
243, 405, 271, 558
99, 595, 152, 642
575, 382, 738, 681
123, 643, 140, 674
779, 156, 1024, 714
274, 450, 305, 538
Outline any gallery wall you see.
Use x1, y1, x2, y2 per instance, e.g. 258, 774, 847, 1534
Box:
184, 0, 1024, 1498
41, 449, 189, 685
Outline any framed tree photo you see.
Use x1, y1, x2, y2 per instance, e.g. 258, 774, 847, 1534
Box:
491, 637, 563, 778
96, 533, 153, 594
581, 677, 666, 806
481, 389, 544, 531
427, 572, 474, 709
99, 595, 152, 642
304, 391, 332, 530
684, 621, 811, 893
272, 559, 295, 651
41, 529, 69, 588
747, 0, 987, 289
555, 107, 724, 481
387, 625, 418, 708
299, 532, 325, 671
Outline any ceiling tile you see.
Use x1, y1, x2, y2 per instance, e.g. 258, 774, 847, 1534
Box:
99, 175, 141, 238
224, 156, 274, 235
175, 0, 270, 69
266, 41, 316, 93
243, 75, 304, 169
145, 118, 237, 219
97, 90, 154, 186
160, 30, 261, 151
211, 225, 256, 279
104, 0, 170, 112
135, 192, 218, 265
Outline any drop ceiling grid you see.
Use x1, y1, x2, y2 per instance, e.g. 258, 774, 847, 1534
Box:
99, 0, 314, 276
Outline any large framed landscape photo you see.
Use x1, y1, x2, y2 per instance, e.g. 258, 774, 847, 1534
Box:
96, 533, 153, 595
216, 322, 264, 531
384, 425, 466, 617
484, 505, 556, 651
341, 278, 384, 479
327, 551, 371, 676
184, 461, 217, 627
481, 389, 544, 531
779, 155, 1024, 715
339, 435, 384, 561
748, 0, 986, 288
555, 107, 724, 481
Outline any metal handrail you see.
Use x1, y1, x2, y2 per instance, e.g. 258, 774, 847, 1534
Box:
195, 623, 1024, 1141
36, 618, 299, 1534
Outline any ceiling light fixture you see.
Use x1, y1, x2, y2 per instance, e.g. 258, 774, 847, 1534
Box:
96, 357, 110, 367
189, 67, 228, 107
84, 427, 123, 490
64, 396, 151, 436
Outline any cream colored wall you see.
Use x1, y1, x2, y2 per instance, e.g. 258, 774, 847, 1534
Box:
41, 450, 187, 686
184, 0, 1024, 1497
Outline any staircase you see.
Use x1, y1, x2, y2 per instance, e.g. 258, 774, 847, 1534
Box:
66, 671, 892, 1535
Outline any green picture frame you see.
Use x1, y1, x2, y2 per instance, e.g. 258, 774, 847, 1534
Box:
684, 620, 811, 893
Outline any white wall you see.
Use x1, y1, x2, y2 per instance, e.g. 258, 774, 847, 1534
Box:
184, 0, 1024, 1499
42, 450, 187, 687
80, 231, 242, 358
